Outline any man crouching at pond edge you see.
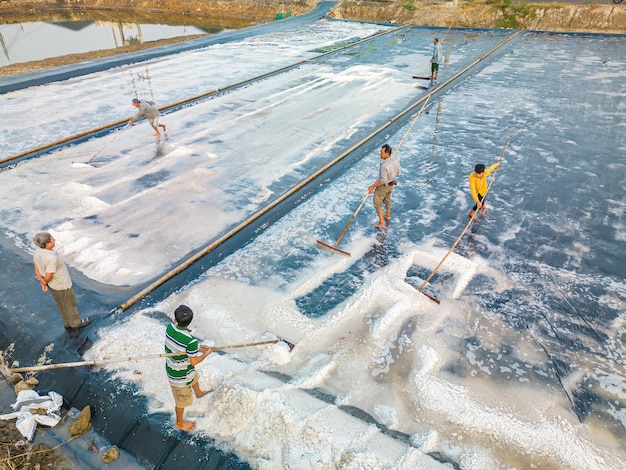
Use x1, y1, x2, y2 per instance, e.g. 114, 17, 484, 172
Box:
165, 305, 213, 432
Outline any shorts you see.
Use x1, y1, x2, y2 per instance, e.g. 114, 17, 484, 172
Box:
431, 62, 439, 73
171, 384, 193, 408
148, 117, 160, 127
373, 185, 394, 211
170, 375, 196, 408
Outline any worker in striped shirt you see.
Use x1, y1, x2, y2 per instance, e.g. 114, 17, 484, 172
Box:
165, 305, 213, 432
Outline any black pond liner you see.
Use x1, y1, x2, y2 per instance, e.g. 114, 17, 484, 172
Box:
0, 240, 249, 469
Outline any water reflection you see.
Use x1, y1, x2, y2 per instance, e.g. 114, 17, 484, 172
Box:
0, 12, 252, 67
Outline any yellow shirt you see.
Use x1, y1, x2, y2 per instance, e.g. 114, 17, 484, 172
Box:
469, 163, 498, 203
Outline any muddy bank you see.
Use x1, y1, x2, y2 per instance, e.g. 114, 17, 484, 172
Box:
1, 0, 625, 33
0, 0, 318, 23
0, 34, 208, 77
0, 8, 255, 29
331, 1, 626, 34
0, 418, 71, 469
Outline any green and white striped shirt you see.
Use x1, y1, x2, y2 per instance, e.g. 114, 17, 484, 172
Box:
165, 323, 200, 387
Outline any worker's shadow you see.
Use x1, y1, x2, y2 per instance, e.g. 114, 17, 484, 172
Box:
61, 330, 93, 356
458, 234, 477, 259
458, 224, 488, 259
364, 225, 391, 266
148, 138, 167, 162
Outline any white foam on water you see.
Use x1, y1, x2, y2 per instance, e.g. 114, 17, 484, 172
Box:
85, 241, 623, 469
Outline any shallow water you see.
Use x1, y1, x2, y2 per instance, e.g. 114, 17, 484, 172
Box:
0, 11, 254, 67
0, 21, 209, 66
1, 18, 625, 470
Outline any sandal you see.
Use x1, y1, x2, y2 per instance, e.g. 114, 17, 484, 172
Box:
71, 317, 92, 330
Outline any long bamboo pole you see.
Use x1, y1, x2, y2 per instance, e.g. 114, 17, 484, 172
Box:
10, 339, 289, 373
316, 192, 371, 256
83, 122, 131, 165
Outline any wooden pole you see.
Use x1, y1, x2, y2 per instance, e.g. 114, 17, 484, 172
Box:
331, 192, 371, 247
10, 339, 288, 373
85, 122, 131, 165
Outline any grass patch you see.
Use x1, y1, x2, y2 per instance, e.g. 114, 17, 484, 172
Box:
489, 0, 532, 29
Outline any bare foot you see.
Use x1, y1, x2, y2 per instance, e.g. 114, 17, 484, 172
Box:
384, 215, 391, 221
154, 132, 161, 137
195, 389, 212, 399
175, 421, 196, 432
481, 207, 488, 215
374, 222, 385, 228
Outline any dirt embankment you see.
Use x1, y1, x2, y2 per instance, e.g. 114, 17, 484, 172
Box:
332, 1, 626, 34
2, 0, 625, 33
0, 0, 624, 76
0, 0, 318, 23
0, 35, 209, 77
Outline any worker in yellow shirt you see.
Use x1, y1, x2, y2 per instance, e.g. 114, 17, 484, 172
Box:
468, 162, 500, 219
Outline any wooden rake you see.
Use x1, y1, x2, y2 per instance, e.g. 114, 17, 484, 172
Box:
316, 193, 371, 256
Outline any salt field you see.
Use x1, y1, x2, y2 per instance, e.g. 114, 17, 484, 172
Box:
1, 8, 625, 470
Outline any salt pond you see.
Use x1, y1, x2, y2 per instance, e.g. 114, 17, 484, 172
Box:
1, 16, 625, 470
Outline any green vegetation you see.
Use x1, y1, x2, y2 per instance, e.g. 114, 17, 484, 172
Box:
486, 0, 532, 29
403, 0, 417, 11
275, 11, 292, 20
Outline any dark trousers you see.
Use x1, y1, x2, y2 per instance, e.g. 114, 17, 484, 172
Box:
50, 287, 81, 328
472, 193, 485, 211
